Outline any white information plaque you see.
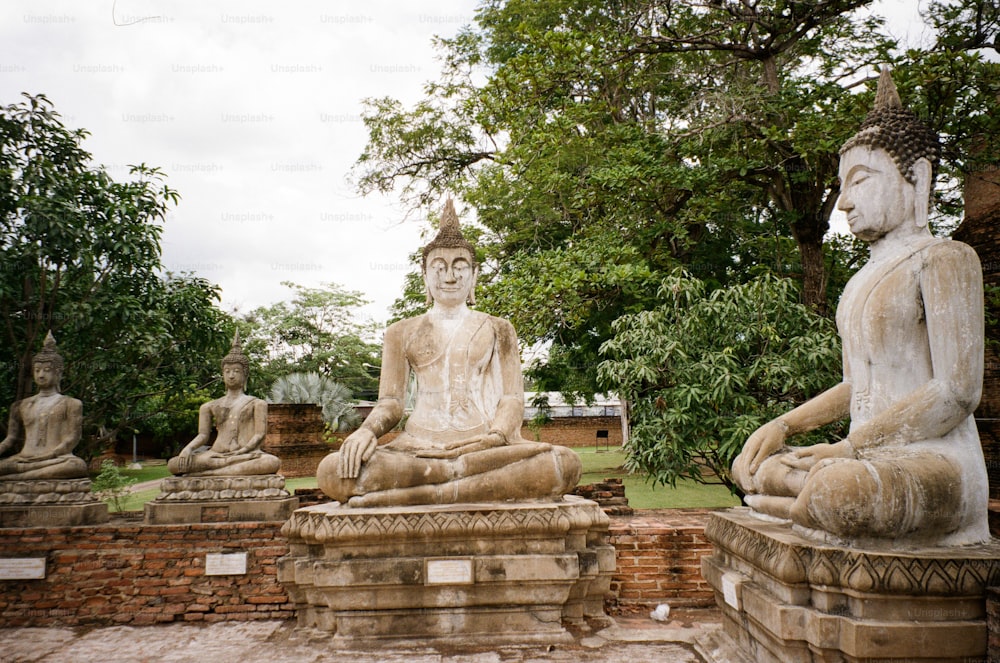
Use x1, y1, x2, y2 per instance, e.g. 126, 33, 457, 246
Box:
721, 573, 741, 610
425, 558, 474, 585
0, 557, 46, 580
204, 552, 247, 576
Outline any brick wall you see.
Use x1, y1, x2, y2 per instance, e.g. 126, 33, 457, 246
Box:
263, 404, 330, 478
607, 510, 715, 612
520, 416, 624, 448
0, 510, 715, 626
954, 147, 1000, 499
0, 518, 292, 626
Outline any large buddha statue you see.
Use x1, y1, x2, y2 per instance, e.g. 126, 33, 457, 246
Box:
167, 333, 280, 477
317, 200, 581, 507
731, 67, 988, 546
0, 332, 88, 481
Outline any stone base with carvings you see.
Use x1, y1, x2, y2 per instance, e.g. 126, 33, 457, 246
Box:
701, 508, 1000, 663
143, 474, 297, 524
277, 495, 615, 644
0, 479, 108, 527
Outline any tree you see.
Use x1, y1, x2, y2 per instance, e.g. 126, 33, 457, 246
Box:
356, 0, 997, 486
269, 372, 362, 433
241, 282, 381, 400
354, 0, 891, 396
598, 272, 843, 493
0, 94, 232, 459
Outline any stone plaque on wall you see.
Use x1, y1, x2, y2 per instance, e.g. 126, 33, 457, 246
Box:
0, 558, 46, 580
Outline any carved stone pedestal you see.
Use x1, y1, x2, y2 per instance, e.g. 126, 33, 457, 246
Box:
277, 495, 615, 645
144, 475, 297, 524
701, 508, 1000, 662
0, 479, 108, 527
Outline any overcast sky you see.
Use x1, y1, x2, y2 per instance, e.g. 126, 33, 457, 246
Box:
0, 1, 939, 326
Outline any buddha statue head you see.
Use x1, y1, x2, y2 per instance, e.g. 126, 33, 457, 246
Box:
838, 67, 940, 239
32, 330, 64, 391
421, 199, 479, 307
220, 331, 249, 389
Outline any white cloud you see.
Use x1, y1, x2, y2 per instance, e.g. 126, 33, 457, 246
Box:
0, 0, 479, 323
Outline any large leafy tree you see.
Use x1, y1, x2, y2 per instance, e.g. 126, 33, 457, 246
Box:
241, 282, 381, 401
354, 0, 895, 396
0, 94, 232, 458
357, 0, 998, 484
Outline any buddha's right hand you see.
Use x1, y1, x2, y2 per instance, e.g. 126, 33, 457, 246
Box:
339, 428, 377, 479
744, 419, 789, 474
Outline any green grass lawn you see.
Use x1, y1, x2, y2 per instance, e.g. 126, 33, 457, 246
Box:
99, 447, 740, 512
575, 446, 740, 509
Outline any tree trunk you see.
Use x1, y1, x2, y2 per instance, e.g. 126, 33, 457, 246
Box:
791, 216, 829, 314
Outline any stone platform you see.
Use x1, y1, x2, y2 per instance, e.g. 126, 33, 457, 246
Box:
702, 507, 1000, 662
143, 475, 297, 524
0, 478, 108, 527
277, 495, 615, 645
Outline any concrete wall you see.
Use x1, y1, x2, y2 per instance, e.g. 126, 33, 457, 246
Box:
0, 510, 713, 626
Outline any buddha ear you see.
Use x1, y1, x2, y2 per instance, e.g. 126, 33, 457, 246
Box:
467, 263, 479, 307
911, 157, 932, 230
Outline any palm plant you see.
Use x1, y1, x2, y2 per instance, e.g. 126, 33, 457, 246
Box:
269, 372, 362, 432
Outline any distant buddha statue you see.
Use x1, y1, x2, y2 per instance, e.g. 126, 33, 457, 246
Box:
731, 67, 988, 545
0, 331, 88, 481
317, 200, 581, 507
168, 333, 280, 477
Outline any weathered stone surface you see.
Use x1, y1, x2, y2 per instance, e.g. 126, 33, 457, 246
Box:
0, 500, 108, 527
731, 67, 989, 547
0, 478, 98, 504
144, 474, 296, 524
166, 332, 280, 478
317, 200, 582, 507
278, 496, 615, 643
703, 509, 1000, 662
154, 474, 290, 500
0, 332, 89, 482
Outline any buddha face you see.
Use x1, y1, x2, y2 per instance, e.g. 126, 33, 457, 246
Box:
837, 145, 915, 243
222, 362, 247, 390
32, 361, 61, 391
424, 247, 477, 307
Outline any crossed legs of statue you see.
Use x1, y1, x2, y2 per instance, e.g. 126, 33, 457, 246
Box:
740, 450, 962, 539
0, 455, 88, 481
318, 443, 582, 507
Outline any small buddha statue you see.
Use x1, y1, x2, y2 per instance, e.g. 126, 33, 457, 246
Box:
731, 67, 988, 546
167, 332, 280, 477
317, 199, 582, 507
0, 331, 88, 481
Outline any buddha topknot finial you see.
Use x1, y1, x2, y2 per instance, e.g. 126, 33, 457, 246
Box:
421, 198, 476, 268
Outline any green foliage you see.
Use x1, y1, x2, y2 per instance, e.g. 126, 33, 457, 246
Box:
598, 273, 844, 492
0, 94, 233, 459
357, 1, 997, 406
91, 459, 138, 512
241, 282, 381, 400
269, 371, 362, 432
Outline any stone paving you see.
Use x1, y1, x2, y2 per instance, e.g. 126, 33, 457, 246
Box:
0, 609, 733, 663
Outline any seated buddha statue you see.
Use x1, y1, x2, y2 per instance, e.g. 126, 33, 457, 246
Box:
731, 68, 988, 546
317, 200, 582, 507
167, 333, 280, 477
0, 331, 89, 481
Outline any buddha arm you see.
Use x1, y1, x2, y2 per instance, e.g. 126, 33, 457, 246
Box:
51, 398, 82, 457
489, 318, 525, 442
238, 400, 268, 453
850, 243, 984, 452
779, 382, 852, 436
178, 403, 213, 456
0, 402, 23, 456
